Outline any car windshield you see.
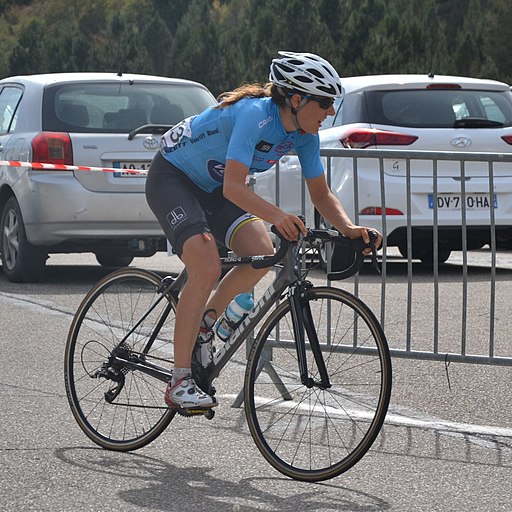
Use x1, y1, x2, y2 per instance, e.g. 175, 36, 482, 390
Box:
365, 89, 512, 128
42, 81, 215, 133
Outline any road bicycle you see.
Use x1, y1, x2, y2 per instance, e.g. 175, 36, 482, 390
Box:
64, 225, 392, 482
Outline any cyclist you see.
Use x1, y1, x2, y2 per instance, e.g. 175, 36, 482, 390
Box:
145, 51, 383, 409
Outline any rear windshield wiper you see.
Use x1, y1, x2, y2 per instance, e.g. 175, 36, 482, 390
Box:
453, 118, 504, 128
128, 124, 173, 140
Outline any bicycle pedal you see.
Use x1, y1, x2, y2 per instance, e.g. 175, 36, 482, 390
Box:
177, 407, 215, 419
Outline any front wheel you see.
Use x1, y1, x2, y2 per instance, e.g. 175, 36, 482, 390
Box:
244, 286, 392, 482
64, 268, 177, 451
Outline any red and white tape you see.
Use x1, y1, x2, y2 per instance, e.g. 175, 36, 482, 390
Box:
0, 160, 148, 174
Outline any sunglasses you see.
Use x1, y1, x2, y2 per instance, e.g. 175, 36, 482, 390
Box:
307, 95, 336, 109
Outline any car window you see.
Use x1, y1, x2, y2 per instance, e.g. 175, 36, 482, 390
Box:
321, 93, 367, 130
0, 85, 23, 134
321, 97, 344, 129
479, 96, 506, 123
365, 89, 512, 128
42, 82, 215, 133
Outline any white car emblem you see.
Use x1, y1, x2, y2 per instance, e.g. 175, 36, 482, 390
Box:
143, 136, 159, 150
450, 136, 472, 148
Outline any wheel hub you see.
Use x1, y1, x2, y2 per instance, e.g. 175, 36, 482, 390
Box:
2, 209, 19, 270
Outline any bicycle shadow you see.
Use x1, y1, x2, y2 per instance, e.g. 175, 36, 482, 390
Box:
54, 447, 390, 512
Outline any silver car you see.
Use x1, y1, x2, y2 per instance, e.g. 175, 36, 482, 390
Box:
255, 74, 512, 264
0, 72, 216, 282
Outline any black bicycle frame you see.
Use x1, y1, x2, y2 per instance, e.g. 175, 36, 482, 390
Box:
289, 282, 331, 389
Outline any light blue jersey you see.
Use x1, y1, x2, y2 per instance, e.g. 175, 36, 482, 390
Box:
159, 97, 324, 192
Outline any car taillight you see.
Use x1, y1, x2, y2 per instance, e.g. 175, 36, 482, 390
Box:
340, 128, 418, 148
32, 132, 73, 165
426, 83, 462, 89
359, 207, 404, 215
501, 135, 512, 145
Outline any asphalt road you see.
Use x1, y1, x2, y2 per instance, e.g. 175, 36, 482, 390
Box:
0, 252, 511, 512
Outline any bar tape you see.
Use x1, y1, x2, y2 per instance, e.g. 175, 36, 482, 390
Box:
0, 160, 148, 174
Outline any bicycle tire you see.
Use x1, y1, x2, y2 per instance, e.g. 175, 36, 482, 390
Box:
244, 286, 391, 482
64, 268, 177, 451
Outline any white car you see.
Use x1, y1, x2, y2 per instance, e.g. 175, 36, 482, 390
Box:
0, 72, 216, 282
254, 74, 512, 264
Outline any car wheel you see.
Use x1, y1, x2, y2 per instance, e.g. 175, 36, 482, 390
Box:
398, 243, 451, 264
496, 239, 512, 250
1, 196, 47, 282
397, 244, 411, 259
95, 253, 134, 267
418, 247, 451, 265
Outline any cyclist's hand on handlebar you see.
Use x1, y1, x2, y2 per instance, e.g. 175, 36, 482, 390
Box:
343, 226, 383, 255
273, 212, 307, 241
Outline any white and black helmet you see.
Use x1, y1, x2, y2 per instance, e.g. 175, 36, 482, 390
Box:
269, 51, 343, 98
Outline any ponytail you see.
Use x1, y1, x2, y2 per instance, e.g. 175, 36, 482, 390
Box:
216, 82, 286, 108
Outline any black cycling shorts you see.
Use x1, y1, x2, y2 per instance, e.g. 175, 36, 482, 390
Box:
145, 152, 258, 257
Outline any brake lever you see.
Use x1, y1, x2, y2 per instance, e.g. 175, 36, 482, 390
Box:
367, 231, 381, 275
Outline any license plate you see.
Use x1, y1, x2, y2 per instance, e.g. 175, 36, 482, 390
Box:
428, 193, 497, 210
112, 161, 150, 177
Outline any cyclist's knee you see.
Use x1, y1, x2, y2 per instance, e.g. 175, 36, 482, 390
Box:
230, 220, 274, 257
182, 235, 222, 286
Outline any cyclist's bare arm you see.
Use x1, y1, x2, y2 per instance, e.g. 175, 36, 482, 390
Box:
306, 174, 383, 250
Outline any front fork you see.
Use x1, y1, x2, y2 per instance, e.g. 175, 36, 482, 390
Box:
288, 282, 331, 389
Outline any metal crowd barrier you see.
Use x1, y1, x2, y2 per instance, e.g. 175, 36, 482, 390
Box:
264, 148, 512, 367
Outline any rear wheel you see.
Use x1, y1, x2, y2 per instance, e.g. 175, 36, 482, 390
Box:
244, 286, 392, 482
0, 196, 47, 282
64, 268, 177, 451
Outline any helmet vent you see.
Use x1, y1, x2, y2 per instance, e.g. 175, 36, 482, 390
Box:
321, 65, 336, 78
308, 68, 324, 79
318, 85, 335, 95
296, 76, 314, 84
280, 64, 295, 73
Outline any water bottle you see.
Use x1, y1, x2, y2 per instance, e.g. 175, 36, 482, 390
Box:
215, 293, 254, 341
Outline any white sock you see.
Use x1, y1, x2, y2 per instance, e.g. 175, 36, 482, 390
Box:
171, 367, 191, 387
